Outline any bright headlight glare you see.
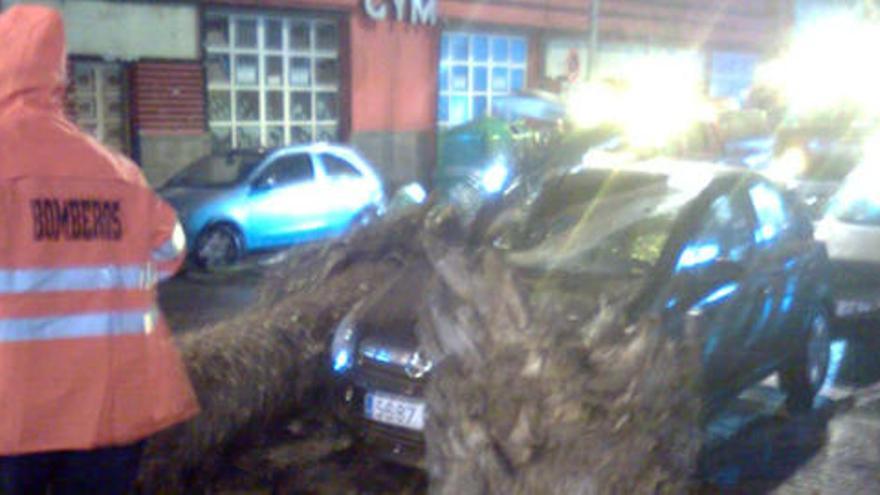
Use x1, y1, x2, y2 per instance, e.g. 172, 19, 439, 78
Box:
759, 13, 880, 116
565, 57, 707, 148
766, 147, 807, 183
330, 322, 356, 373
482, 158, 509, 193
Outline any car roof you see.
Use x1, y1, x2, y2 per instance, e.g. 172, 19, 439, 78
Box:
262, 142, 357, 157
588, 156, 746, 180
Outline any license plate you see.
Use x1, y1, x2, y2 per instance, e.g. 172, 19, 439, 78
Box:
365, 391, 425, 431
836, 299, 874, 317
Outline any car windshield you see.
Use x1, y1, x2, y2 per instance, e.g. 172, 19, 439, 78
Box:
501, 169, 698, 276
168, 151, 265, 188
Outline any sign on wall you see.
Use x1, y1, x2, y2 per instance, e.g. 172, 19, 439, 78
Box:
364, 0, 437, 26
544, 38, 589, 85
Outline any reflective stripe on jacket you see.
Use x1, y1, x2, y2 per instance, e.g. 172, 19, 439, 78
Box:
0, 5, 198, 455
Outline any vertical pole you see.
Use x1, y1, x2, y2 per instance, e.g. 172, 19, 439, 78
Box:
588, 0, 600, 81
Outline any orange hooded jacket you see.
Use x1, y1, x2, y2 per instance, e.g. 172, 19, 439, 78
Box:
0, 5, 199, 455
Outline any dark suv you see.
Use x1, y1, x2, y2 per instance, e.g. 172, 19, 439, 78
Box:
329, 160, 833, 467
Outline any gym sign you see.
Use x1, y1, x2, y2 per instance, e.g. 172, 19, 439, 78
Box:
363, 0, 438, 26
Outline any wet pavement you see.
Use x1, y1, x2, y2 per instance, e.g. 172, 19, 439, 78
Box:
159, 266, 880, 494
698, 330, 880, 494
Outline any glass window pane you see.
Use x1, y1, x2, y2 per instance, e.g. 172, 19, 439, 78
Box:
265, 57, 283, 86
317, 125, 338, 142
323, 154, 361, 176
289, 58, 311, 86
492, 67, 509, 92
235, 19, 257, 48
210, 126, 232, 152
265, 19, 282, 49
73, 64, 96, 92
316, 59, 339, 86
441, 35, 450, 60
473, 66, 488, 91
266, 126, 285, 147
289, 21, 310, 51
236, 91, 259, 121
235, 55, 259, 85
316, 92, 338, 121
511, 69, 525, 91
439, 65, 449, 92
204, 16, 229, 48
438, 96, 449, 122
473, 96, 487, 118
206, 54, 230, 85
236, 126, 261, 148
511, 38, 527, 63
263, 154, 314, 185
316, 23, 338, 51
208, 90, 231, 121
266, 91, 284, 121
472, 36, 489, 62
451, 35, 468, 61
290, 125, 312, 144
677, 193, 753, 271
451, 66, 468, 91
290, 92, 312, 121
450, 95, 469, 126
492, 38, 509, 62
749, 183, 789, 243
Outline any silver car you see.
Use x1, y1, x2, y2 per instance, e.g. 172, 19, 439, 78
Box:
160, 143, 385, 269
815, 163, 880, 320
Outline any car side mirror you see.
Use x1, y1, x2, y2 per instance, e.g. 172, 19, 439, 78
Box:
252, 175, 276, 193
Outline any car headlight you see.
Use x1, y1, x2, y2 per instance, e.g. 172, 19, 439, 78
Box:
481, 157, 510, 194
330, 315, 358, 373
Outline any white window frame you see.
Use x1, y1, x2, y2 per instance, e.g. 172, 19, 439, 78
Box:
438, 32, 528, 127
70, 61, 126, 151
205, 11, 340, 150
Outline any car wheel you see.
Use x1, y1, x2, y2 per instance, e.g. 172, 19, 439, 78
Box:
779, 305, 831, 413
193, 224, 243, 270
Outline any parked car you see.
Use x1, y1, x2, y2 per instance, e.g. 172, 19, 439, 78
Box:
760, 119, 872, 217
329, 160, 833, 467
815, 163, 880, 322
160, 143, 385, 269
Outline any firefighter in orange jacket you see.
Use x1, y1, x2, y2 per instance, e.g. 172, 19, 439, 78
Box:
0, 5, 199, 493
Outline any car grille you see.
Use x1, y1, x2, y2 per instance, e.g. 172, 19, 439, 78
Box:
357, 357, 426, 396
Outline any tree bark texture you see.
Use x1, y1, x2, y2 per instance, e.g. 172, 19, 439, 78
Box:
417, 229, 706, 495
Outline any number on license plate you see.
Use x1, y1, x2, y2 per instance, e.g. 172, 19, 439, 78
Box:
836, 299, 873, 317
365, 392, 425, 431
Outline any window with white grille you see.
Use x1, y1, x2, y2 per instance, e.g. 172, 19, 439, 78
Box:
204, 12, 340, 151
438, 32, 528, 127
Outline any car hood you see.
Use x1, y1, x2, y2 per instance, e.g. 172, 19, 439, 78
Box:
352, 256, 645, 362
815, 216, 880, 265
160, 186, 233, 216
355, 261, 432, 354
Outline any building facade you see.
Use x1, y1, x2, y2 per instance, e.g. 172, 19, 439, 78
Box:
2, 0, 794, 188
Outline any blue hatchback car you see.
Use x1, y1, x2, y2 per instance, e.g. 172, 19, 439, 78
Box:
160, 143, 385, 269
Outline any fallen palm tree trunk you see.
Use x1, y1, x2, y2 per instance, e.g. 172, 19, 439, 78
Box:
417, 225, 706, 494
138, 209, 427, 493
138, 196, 707, 494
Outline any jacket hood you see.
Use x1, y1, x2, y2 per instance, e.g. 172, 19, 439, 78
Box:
0, 5, 66, 113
